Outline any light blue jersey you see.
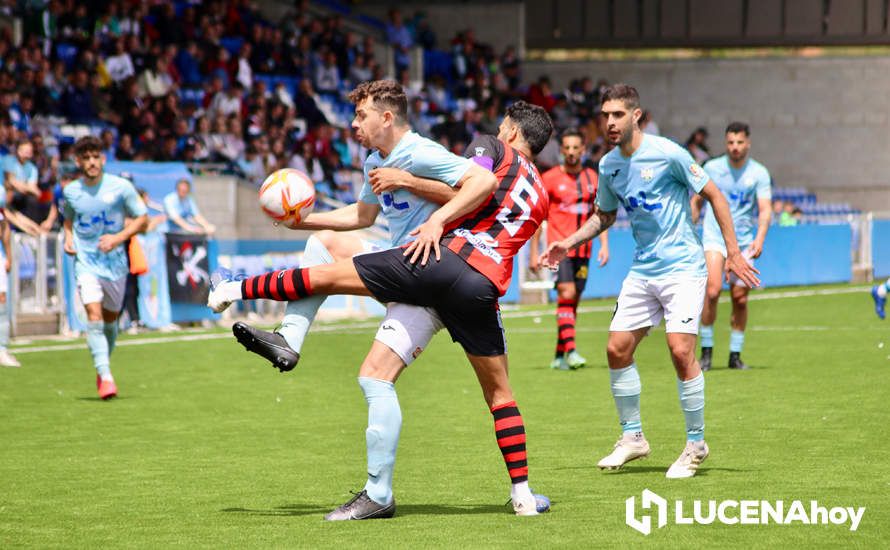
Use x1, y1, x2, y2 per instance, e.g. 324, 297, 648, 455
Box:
63, 173, 147, 280
597, 134, 708, 279
163, 191, 201, 233
359, 131, 473, 246
3, 155, 38, 186
701, 155, 771, 250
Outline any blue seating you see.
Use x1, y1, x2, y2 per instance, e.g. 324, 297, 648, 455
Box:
55, 43, 79, 70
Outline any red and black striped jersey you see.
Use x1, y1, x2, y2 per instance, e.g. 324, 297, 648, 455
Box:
541, 165, 599, 258
441, 135, 549, 296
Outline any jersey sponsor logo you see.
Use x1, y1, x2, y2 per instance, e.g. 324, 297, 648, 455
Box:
640, 167, 655, 182
557, 203, 592, 215
728, 191, 752, 208
412, 346, 423, 359
610, 168, 621, 178
576, 265, 588, 279
621, 191, 663, 213
689, 163, 706, 183
453, 228, 503, 263
382, 192, 410, 210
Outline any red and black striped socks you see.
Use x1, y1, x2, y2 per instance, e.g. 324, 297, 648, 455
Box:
555, 299, 577, 357
491, 401, 528, 484
241, 268, 313, 301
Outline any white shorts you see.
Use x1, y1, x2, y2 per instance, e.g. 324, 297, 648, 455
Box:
610, 276, 707, 334
703, 246, 755, 288
374, 302, 444, 365
77, 272, 127, 312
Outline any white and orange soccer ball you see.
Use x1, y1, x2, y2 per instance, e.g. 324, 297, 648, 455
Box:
258, 168, 316, 228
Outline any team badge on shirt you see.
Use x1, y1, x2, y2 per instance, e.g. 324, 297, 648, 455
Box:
689, 163, 706, 183
102, 192, 117, 204
640, 167, 654, 182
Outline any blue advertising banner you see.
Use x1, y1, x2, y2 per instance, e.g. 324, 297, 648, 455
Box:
136, 231, 172, 328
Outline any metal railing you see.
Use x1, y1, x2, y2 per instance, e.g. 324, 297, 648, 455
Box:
9, 231, 65, 334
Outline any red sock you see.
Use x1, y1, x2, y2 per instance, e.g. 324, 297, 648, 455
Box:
556, 299, 576, 355
241, 268, 313, 301
491, 401, 528, 483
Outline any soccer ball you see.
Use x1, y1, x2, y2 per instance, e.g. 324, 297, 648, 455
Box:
258, 168, 316, 228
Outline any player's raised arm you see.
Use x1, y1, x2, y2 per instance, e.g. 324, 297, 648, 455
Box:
368, 167, 458, 205
295, 201, 382, 231
698, 180, 760, 287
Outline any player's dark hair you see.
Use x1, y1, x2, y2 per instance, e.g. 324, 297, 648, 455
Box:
504, 100, 553, 155
601, 83, 641, 111
347, 80, 408, 125
725, 121, 750, 136
73, 135, 103, 157
559, 127, 584, 145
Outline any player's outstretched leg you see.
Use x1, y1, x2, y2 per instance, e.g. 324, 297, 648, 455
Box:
325, 377, 401, 521
871, 279, 889, 320
666, 336, 708, 479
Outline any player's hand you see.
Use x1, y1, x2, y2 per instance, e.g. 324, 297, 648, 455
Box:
725, 249, 760, 288
369, 167, 410, 194
597, 246, 609, 267
64, 237, 76, 255
98, 234, 120, 253
540, 240, 569, 271
747, 240, 763, 259
205, 224, 217, 235
404, 218, 443, 266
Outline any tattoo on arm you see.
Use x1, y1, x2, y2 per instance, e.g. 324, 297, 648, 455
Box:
566, 210, 617, 250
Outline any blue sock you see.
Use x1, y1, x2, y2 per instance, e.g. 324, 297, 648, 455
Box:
278, 235, 332, 353
87, 321, 111, 379
729, 330, 745, 353
0, 300, 9, 349
699, 324, 714, 348
677, 374, 705, 442
609, 364, 642, 433
103, 321, 118, 355
359, 377, 401, 505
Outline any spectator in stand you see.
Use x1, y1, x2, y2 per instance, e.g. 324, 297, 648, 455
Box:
115, 133, 136, 161
527, 76, 556, 113
408, 96, 432, 137
685, 126, 711, 164
210, 82, 244, 118
61, 69, 94, 123
294, 78, 327, 127
771, 199, 785, 224
314, 50, 341, 94
176, 41, 204, 88
288, 139, 325, 189
4, 139, 44, 234
348, 54, 373, 87
163, 178, 215, 235
385, 8, 413, 73
138, 56, 174, 98
105, 37, 135, 85
234, 42, 253, 91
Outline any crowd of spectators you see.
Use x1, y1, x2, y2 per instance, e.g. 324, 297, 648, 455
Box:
0, 0, 805, 236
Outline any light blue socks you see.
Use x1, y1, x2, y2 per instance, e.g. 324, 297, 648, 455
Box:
278, 235, 333, 353
86, 321, 111, 379
609, 364, 642, 433
699, 324, 714, 348
677, 373, 705, 441
103, 322, 118, 354
359, 377, 401, 506
0, 300, 9, 349
729, 330, 745, 353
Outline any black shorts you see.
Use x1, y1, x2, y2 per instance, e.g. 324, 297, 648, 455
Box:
556, 257, 591, 294
353, 247, 506, 356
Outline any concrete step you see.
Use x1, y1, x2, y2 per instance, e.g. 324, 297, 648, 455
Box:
14, 312, 60, 337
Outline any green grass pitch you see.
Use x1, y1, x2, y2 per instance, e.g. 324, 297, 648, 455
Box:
1, 284, 888, 548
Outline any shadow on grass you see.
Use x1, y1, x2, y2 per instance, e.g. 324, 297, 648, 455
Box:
75, 396, 131, 402
222, 502, 508, 517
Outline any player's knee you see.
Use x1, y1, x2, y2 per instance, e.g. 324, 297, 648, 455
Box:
733, 293, 749, 308
0, 293, 7, 304
606, 339, 633, 365
312, 230, 338, 253
668, 340, 695, 363
557, 285, 576, 302
706, 283, 722, 302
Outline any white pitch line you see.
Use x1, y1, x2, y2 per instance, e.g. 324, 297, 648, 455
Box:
9, 285, 874, 354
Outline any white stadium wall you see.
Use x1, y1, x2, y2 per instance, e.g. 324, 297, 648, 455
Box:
526, 55, 890, 210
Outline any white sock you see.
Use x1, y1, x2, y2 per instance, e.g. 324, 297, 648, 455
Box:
511, 480, 532, 501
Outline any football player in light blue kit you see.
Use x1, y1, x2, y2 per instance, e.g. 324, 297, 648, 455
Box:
0, 193, 19, 367
226, 81, 541, 520
541, 84, 760, 479
694, 122, 772, 371
63, 136, 148, 400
